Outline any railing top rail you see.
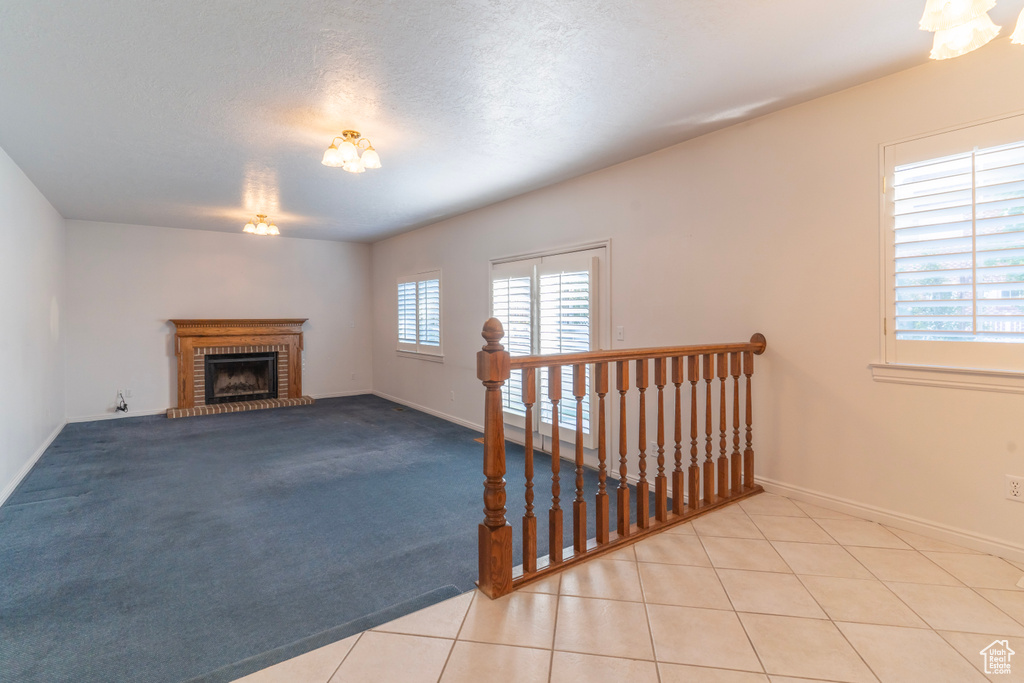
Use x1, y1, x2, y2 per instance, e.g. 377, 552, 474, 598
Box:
507, 333, 766, 370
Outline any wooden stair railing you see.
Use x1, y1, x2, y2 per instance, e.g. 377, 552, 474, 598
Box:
477, 318, 767, 599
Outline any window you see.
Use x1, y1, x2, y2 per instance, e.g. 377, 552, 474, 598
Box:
397, 270, 442, 357
882, 114, 1024, 373
490, 246, 607, 445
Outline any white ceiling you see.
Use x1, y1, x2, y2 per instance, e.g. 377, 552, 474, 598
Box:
1, 1, 1019, 242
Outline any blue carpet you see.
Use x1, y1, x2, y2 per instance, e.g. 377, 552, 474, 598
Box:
0, 395, 651, 682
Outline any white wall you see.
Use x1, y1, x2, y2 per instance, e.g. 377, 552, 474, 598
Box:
0, 145, 66, 502
66, 221, 372, 419
372, 38, 1024, 555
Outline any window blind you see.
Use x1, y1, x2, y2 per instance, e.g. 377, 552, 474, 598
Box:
492, 274, 532, 416
893, 140, 1024, 343
417, 278, 441, 347
397, 271, 442, 355
397, 281, 418, 345
538, 269, 591, 433
491, 249, 599, 438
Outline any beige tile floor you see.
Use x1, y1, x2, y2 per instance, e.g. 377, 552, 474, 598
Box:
234, 493, 1024, 683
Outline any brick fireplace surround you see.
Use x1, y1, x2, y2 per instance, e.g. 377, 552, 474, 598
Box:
168, 319, 314, 419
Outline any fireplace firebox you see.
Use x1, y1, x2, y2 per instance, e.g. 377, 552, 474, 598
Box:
204, 352, 278, 405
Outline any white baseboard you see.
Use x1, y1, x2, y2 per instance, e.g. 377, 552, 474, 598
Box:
0, 420, 65, 507
66, 391, 371, 423
372, 391, 484, 433
310, 390, 371, 399
67, 407, 167, 423
758, 476, 1024, 563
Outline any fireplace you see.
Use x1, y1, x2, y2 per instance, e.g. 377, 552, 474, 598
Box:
204, 352, 278, 404
168, 319, 313, 418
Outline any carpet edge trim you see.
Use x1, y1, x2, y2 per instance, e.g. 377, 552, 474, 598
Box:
184, 584, 464, 683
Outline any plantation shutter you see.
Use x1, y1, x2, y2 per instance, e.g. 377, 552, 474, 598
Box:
490, 248, 600, 444
417, 278, 441, 347
885, 114, 1024, 371
538, 253, 595, 436
397, 270, 442, 355
397, 282, 418, 345
491, 259, 537, 423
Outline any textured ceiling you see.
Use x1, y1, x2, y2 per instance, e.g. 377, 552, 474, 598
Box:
0, 1, 1019, 242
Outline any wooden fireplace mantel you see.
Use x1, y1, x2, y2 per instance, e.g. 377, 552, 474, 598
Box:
169, 318, 311, 417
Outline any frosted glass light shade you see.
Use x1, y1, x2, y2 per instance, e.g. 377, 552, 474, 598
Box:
930, 12, 1000, 59
1012, 9, 1024, 44
361, 147, 381, 169
321, 144, 342, 167
268, 224, 280, 236
337, 140, 358, 163
920, 0, 995, 32
342, 158, 366, 174
243, 222, 256, 233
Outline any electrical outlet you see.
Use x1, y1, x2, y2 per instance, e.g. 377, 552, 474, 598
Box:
450, 390, 455, 402
616, 326, 625, 341
125, 388, 133, 399
1007, 475, 1024, 502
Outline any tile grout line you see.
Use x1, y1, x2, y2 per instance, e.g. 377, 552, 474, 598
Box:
436, 590, 478, 681
734, 497, 948, 682
966, 581, 1024, 631
325, 631, 363, 683
632, 551, 662, 682
700, 529, 769, 677
777, 497, 1004, 683
752, 501, 885, 683
548, 573, 562, 683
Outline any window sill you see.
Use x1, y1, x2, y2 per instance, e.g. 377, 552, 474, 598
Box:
396, 350, 445, 363
869, 363, 1024, 394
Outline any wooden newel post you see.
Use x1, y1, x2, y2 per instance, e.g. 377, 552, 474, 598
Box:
478, 318, 513, 599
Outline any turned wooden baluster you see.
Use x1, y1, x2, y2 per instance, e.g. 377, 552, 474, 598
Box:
671, 357, 685, 515
572, 364, 587, 554
616, 361, 630, 537
743, 333, 767, 489
477, 318, 512, 598
730, 353, 742, 494
653, 357, 668, 522
635, 358, 650, 529
549, 366, 563, 564
743, 350, 754, 490
702, 353, 715, 506
717, 352, 729, 500
687, 355, 700, 511
521, 366, 537, 573
595, 362, 610, 544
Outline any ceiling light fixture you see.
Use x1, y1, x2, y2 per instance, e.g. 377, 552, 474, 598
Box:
920, 0, 1000, 60
321, 130, 381, 174
920, 0, 995, 30
243, 214, 280, 236
1012, 7, 1024, 42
